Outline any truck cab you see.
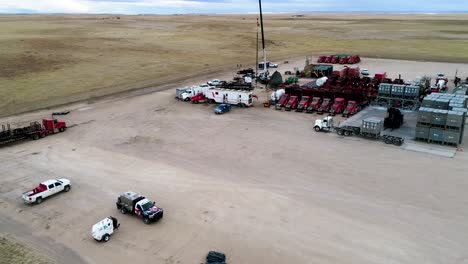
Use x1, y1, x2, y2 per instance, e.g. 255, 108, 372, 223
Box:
306, 97, 323, 113
116, 191, 163, 224
329, 98, 346, 116
181, 86, 205, 101
317, 98, 333, 115
43, 119, 67, 134
296, 96, 311, 112
314, 116, 334, 132
275, 94, 290, 110
191, 93, 209, 104
342, 100, 360, 117
284, 96, 299, 111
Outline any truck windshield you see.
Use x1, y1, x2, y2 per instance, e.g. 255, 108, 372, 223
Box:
142, 201, 154, 211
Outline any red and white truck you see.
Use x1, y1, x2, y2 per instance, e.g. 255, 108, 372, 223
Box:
22, 179, 71, 204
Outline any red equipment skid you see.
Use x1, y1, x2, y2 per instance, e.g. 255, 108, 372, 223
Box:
339, 57, 349, 65
331, 56, 339, 64
317, 56, 326, 63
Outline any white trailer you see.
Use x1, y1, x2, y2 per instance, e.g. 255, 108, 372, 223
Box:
205, 88, 253, 107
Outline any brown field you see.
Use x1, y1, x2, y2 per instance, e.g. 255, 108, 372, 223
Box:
1, 14, 468, 117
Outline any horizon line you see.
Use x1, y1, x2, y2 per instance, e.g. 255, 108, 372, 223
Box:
1, 11, 468, 15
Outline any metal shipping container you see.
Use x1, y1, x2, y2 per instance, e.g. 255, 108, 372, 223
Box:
391, 85, 405, 97
361, 117, 382, 136
415, 126, 430, 139
421, 98, 433, 108
429, 128, 444, 142
378, 83, 392, 96
431, 109, 448, 126
418, 108, 432, 124
446, 111, 464, 128
444, 130, 461, 144
404, 85, 420, 99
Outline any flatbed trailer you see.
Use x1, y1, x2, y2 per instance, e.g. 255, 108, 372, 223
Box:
0, 119, 67, 146
314, 116, 404, 146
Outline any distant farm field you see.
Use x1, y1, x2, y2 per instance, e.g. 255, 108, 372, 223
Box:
1, 14, 468, 116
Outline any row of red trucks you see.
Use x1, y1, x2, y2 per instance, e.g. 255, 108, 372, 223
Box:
275, 94, 362, 117
317, 55, 361, 65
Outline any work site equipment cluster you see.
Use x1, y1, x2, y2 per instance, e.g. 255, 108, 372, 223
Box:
416, 90, 467, 146
272, 71, 392, 116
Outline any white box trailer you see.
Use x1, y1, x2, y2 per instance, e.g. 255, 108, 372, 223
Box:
205, 88, 253, 107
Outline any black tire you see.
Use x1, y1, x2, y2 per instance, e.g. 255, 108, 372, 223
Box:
193, 100, 198, 104
32, 133, 40, 140
385, 138, 392, 144
36, 197, 43, 204
314, 126, 321, 132
207, 251, 226, 262
143, 217, 150, 224
59, 127, 66, 132
393, 138, 403, 146
120, 207, 127, 214
102, 234, 110, 242
40, 133, 46, 138
337, 129, 344, 136
344, 130, 351, 136
64, 185, 71, 192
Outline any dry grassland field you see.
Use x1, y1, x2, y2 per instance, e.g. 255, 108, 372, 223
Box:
1, 14, 468, 116
1, 14, 468, 264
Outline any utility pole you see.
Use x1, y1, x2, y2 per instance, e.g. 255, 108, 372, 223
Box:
258, 0, 268, 82
256, 17, 259, 80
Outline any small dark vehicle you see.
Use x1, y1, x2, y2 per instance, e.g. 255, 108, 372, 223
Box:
214, 104, 231, 114
116, 191, 163, 224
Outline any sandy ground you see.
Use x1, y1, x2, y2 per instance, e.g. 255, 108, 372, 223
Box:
1, 57, 468, 264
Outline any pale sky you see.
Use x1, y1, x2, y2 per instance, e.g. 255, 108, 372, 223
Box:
0, 0, 466, 14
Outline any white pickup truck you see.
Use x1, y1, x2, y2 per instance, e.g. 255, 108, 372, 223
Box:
22, 179, 71, 204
